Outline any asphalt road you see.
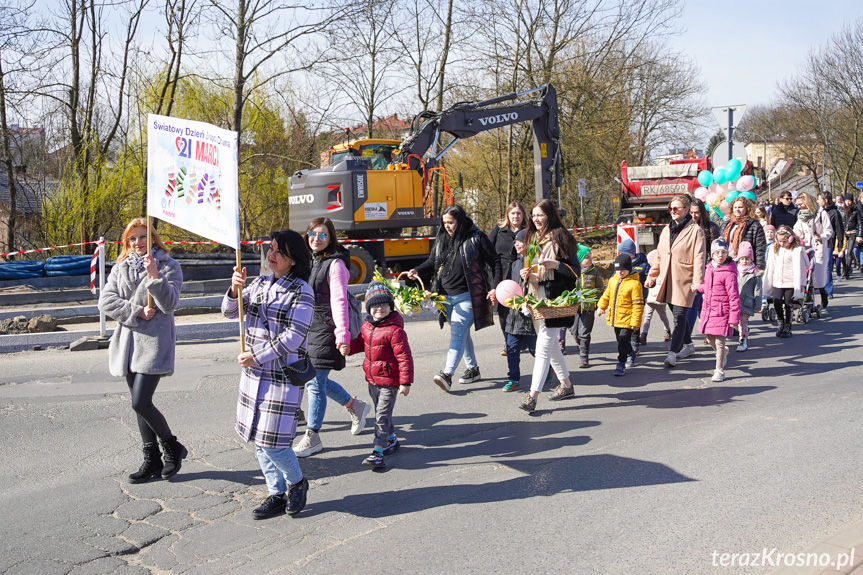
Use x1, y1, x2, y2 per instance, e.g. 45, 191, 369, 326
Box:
1, 277, 862, 575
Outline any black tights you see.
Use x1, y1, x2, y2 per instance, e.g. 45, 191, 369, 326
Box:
773, 288, 794, 324
125, 372, 172, 444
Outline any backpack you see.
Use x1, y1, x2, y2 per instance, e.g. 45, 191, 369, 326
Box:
348, 293, 363, 339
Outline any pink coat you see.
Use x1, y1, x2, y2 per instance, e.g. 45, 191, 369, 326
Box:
698, 260, 741, 337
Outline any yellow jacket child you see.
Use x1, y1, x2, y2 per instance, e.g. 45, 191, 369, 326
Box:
598, 268, 645, 330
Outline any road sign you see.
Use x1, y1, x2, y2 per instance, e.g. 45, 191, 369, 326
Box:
711, 139, 748, 168
712, 105, 747, 139
856, 181, 863, 189
578, 178, 586, 197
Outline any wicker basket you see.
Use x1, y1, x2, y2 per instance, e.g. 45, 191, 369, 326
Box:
526, 304, 580, 320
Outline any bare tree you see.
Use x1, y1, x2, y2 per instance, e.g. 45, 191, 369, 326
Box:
325, 0, 402, 137
780, 16, 863, 196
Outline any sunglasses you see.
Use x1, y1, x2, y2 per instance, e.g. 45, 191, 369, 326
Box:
669, 206, 685, 212
780, 196, 791, 200
307, 231, 329, 241
127, 234, 147, 242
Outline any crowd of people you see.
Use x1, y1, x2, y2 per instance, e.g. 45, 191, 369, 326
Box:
96, 188, 863, 519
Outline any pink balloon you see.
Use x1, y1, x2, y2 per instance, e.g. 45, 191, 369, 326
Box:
706, 192, 717, 206
708, 182, 718, 194
720, 200, 731, 214
694, 186, 709, 200
736, 175, 755, 192
496, 279, 523, 308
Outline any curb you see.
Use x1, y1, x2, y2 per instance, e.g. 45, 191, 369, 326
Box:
771, 522, 863, 574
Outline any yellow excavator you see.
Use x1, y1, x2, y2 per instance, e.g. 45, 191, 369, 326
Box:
288, 85, 561, 283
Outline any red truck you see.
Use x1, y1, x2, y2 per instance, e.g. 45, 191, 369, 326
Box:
618, 156, 751, 251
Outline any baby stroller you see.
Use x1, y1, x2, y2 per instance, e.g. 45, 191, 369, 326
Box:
793, 248, 822, 324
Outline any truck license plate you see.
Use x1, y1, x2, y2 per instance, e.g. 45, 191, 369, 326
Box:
641, 183, 689, 196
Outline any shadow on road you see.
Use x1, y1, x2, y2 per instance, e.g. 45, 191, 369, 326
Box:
304, 453, 695, 519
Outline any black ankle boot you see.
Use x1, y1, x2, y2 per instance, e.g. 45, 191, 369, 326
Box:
159, 436, 188, 479
775, 321, 784, 337
128, 442, 163, 484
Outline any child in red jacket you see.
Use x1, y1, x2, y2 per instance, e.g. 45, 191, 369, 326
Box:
346, 282, 414, 470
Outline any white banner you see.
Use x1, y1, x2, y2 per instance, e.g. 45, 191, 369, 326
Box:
147, 114, 240, 249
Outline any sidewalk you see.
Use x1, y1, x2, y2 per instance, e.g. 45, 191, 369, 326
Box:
771, 522, 863, 574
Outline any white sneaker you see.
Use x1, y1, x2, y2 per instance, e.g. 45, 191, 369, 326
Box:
346, 398, 371, 435
677, 343, 696, 359
712, 369, 725, 382
664, 351, 677, 367
722, 347, 729, 367
737, 338, 748, 352
292, 429, 322, 457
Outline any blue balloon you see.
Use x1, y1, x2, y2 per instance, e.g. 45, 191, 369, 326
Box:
741, 191, 757, 201
713, 168, 728, 185
726, 159, 743, 182
726, 191, 741, 203
698, 170, 713, 187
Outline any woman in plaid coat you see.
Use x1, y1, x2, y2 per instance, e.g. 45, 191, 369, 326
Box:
222, 229, 314, 519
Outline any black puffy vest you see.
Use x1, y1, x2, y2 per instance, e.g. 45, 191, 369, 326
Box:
306, 250, 350, 371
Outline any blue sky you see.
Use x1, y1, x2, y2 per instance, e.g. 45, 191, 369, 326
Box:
671, 1, 862, 114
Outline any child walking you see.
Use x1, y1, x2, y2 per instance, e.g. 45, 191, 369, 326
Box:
762, 226, 807, 338
568, 251, 603, 368
761, 225, 775, 321
617, 239, 650, 362
639, 249, 672, 346
346, 282, 413, 470
697, 239, 740, 382
597, 255, 644, 376
501, 230, 536, 392
735, 241, 762, 352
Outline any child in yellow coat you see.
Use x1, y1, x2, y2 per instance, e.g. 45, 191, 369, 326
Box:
598, 255, 645, 376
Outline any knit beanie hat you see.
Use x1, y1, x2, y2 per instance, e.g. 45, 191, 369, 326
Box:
618, 239, 637, 256
614, 254, 633, 272
845, 193, 855, 202
736, 241, 754, 260
764, 224, 775, 234
711, 238, 729, 254
515, 229, 526, 242
365, 281, 395, 309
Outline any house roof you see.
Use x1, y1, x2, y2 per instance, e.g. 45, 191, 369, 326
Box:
0, 171, 56, 215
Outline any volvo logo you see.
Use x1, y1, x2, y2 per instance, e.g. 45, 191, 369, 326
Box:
477, 112, 519, 126
289, 194, 314, 205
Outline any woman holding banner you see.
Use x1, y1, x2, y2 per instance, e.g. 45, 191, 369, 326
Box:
98, 217, 187, 484
223, 229, 313, 519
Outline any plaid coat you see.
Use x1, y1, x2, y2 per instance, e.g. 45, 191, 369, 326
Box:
222, 272, 314, 449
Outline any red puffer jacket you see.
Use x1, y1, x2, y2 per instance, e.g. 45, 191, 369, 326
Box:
349, 311, 413, 387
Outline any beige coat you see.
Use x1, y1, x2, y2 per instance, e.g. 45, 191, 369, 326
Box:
647, 220, 706, 308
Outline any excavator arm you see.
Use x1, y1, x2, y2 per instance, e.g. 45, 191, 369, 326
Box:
395, 85, 562, 203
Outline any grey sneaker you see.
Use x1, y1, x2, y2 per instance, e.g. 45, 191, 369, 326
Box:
548, 384, 574, 401
458, 366, 481, 384
345, 398, 371, 435
292, 429, 322, 457
677, 343, 696, 359
519, 395, 537, 412
664, 351, 677, 367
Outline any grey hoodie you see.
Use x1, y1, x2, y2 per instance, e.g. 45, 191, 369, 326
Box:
98, 249, 183, 376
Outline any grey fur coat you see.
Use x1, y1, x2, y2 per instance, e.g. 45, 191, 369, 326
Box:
98, 249, 183, 377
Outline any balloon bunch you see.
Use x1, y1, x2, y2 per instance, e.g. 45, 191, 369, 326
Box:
693, 158, 757, 219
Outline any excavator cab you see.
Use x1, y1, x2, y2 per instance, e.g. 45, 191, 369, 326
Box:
325, 139, 401, 170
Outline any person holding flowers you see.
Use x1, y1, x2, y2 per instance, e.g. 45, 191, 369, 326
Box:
514, 199, 581, 413
408, 205, 496, 392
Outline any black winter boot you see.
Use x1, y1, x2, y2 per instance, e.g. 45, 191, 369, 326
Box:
579, 349, 590, 368
159, 436, 188, 479
128, 442, 163, 484
782, 323, 792, 338
775, 321, 784, 337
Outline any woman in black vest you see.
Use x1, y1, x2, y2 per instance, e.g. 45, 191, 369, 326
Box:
292, 217, 371, 458
487, 202, 527, 354
408, 205, 496, 392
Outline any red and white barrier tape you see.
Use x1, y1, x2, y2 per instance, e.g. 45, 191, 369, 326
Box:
1, 223, 667, 259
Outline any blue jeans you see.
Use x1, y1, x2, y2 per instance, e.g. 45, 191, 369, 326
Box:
685, 292, 703, 338
306, 368, 352, 431
854, 243, 863, 266
505, 333, 536, 381
825, 253, 834, 296
255, 445, 303, 495
443, 292, 476, 375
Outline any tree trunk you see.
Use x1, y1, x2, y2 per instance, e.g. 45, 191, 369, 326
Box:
0, 56, 18, 258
